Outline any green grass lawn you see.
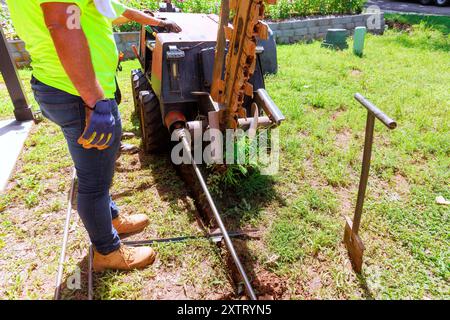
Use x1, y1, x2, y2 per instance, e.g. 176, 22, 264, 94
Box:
0, 18, 448, 299
263, 23, 449, 299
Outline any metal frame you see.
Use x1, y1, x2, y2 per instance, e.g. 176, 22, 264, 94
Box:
344, 93, 397, 273
0, 26, 34, 122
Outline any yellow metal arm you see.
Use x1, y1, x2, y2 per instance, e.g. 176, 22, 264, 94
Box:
211, 0, 277, 130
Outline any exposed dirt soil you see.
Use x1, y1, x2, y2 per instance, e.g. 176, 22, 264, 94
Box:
386, 21, 413, 33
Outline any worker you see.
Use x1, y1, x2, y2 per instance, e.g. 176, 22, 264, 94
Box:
6, 0, 181, 271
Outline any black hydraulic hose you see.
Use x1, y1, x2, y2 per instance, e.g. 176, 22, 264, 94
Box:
177, 129, 258, 300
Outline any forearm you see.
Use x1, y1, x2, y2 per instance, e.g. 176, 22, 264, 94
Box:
122, 8, 163, 27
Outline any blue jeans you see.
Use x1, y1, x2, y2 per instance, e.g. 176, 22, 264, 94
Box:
31, 76, 122, 255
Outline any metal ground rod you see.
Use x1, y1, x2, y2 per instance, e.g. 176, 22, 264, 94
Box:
177, 129, 258, 300
54, 168, 77, 300
122, 231, 254, 246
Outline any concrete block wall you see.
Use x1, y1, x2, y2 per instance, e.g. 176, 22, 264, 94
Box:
268, 13, 385, 45
7, 40, 31, 68
114, 31, 140, 60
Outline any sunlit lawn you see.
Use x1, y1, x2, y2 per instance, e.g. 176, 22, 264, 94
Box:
0, 18, 448, 299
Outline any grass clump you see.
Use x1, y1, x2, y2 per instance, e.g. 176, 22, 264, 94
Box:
206, 130, 276, 199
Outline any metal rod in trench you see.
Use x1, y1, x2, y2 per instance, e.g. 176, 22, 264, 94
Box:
86, 231, 255, 299
54, 168, 77, 300
122, 231, 255, 246
177, 129, 258, 300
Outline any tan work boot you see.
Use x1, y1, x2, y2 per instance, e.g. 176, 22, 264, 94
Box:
112, 214, 149, 235
93, 245, 156, 272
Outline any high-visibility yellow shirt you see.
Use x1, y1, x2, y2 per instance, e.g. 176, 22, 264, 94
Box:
6, 0, 127, 98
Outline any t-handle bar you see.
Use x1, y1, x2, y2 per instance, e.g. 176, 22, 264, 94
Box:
355, 93, 397, 130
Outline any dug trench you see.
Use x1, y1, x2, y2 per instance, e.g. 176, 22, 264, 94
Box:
177, 160, 288, 300
54, 145, 287, 300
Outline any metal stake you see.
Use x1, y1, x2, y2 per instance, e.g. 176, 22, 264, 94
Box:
54, 169, 77, 300
177, 128, 258, 300
344, 94, 397, 273
122, 230, 257, 246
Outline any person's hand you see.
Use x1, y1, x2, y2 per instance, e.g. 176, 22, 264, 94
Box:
78, 100, 116, 150
158, 19, 182, 33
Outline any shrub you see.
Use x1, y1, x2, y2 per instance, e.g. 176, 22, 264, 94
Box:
120, 0, 367, 30
267, 0, 367, 20
120, 0, 159, 11
122, 0, 367, 20
117, 0, 221, 32
121, 0, 220, 14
